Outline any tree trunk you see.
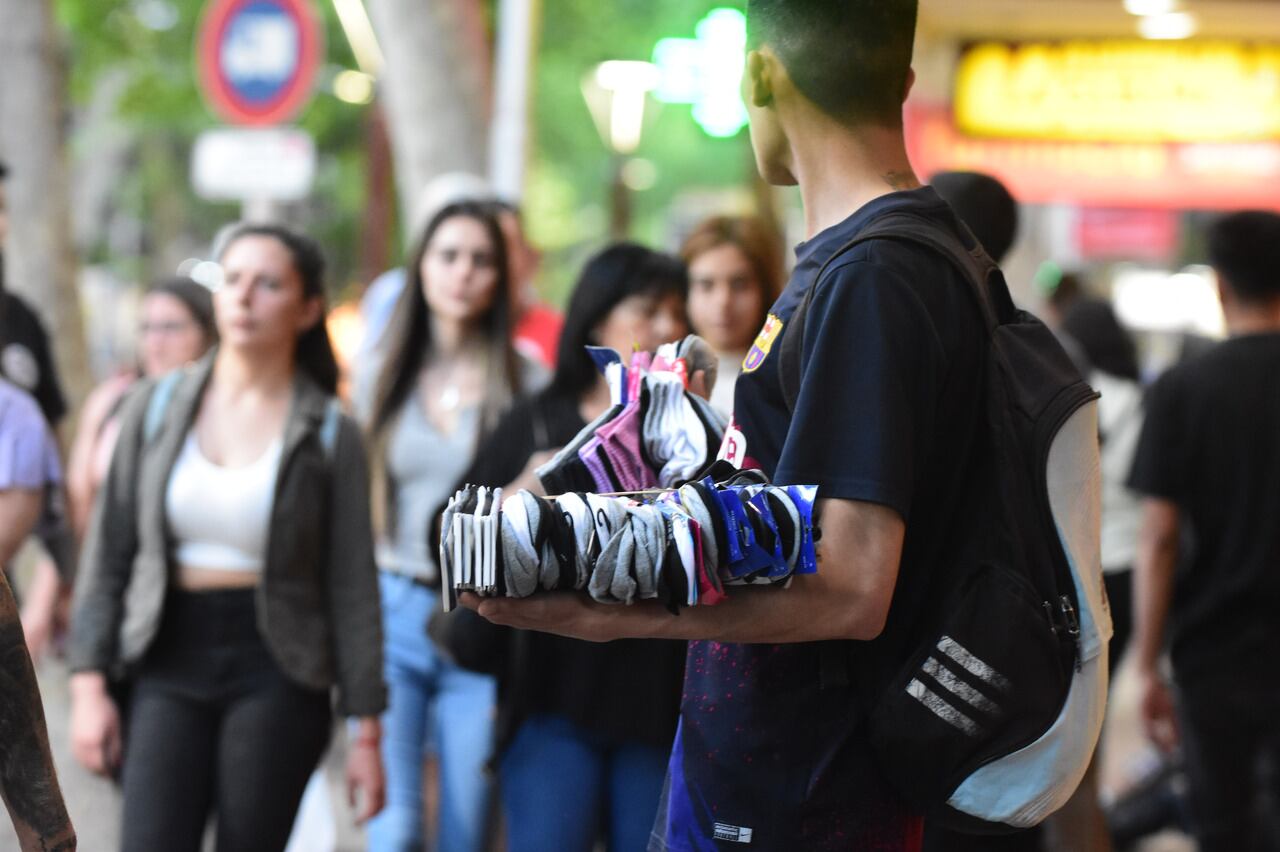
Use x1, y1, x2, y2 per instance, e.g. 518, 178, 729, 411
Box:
0, 0, 92, 409
366, 0, 492, 238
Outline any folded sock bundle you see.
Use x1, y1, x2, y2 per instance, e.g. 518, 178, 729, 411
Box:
535, 335, 729, 495
439, 471, 820, 613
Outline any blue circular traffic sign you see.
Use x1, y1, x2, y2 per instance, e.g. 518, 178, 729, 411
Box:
197, 0, 324, 126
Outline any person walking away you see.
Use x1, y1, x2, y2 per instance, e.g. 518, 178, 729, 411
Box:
1129, 210, 1280, 851
67, 224, 386, 852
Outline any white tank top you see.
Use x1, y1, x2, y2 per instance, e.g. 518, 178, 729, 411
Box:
165, 431, 283, 572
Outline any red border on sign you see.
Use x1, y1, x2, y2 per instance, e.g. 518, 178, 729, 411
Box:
196, 0, 324, 126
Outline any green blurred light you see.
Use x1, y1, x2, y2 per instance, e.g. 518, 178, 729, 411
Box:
651, 7, 748, 138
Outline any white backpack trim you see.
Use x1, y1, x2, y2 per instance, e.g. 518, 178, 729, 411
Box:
946, 399, 1113, 827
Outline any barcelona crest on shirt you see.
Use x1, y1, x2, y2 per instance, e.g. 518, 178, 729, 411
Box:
742, 313, 783, 374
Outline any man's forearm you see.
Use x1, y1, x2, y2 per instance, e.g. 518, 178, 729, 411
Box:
1133, 500, 1180, 675
0, 572, 75, 851
469, 496, 905, 646
473, 569, 885, 646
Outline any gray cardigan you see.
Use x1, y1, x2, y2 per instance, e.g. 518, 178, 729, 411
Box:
69, 354, 387, 717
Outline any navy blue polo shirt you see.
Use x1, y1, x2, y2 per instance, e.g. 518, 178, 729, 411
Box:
650, 187, 986, 852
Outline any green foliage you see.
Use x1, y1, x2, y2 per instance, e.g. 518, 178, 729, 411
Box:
54, 0, 756, 307
56, 0, 373, 293
529, 0, 753, 304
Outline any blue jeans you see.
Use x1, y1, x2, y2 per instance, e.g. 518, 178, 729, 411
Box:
366, 573, 496, 852
500, 714, 671, 852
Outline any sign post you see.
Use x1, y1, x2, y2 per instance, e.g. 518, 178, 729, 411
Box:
193, 0, 324, 217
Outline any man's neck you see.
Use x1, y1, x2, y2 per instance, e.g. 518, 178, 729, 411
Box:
787, 120, 920, 240
1226, 301, 1280, 337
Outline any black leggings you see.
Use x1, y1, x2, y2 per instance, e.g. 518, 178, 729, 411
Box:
120, 589, 332, 852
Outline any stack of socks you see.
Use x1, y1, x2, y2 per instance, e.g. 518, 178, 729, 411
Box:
537, 335, 729, 495
439, 471, 819, 613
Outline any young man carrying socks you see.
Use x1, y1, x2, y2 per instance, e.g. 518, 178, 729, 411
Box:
463, 2, 987, 849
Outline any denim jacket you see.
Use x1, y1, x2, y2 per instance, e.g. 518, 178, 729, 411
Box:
69, 353, 387, 716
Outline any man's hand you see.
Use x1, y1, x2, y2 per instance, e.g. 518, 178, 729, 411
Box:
345, 717, 385, 824
460, 592, 642, 643
1138, 669, 1180, 753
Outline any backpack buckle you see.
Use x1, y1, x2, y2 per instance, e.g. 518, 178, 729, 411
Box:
1059, 596, 1079, 637
1059, 596, 1083, 672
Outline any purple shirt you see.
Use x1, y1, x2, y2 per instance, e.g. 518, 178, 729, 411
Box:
0, 378, 61, 490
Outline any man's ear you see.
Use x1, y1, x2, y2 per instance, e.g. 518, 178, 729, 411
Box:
746, 49, 775, 109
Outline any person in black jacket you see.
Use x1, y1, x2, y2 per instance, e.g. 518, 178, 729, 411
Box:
432, 243, 689, 852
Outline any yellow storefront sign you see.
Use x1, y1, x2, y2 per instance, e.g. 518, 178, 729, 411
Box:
955, 41, 1280, 144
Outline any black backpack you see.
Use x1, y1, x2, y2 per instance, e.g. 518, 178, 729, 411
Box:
778, 211, 1110, 833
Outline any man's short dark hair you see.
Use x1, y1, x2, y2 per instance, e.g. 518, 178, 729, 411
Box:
0, 161, 8, 181
1208, 211, 1280, 305
930, 171, 1018, 263
747, 0, 918, 127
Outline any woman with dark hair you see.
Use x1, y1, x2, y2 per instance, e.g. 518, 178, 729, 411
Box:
680, 216, 783, 416
431, 242, 690, 852
20, 277, 219, 662
67, 223, 386, 851
66, 276, 218, 540
358, 200, 547, 852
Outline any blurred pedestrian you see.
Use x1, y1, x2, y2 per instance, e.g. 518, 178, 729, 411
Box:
67, 223, 386, 852
1129, 210, 1280, 852
432, 242, 690, 852
1060, 298, 1144, 674
13, 278, 219, 663
0, 161, 69, 427
358, 200, 546, 852
681, 216, 782, 416
0, 377, 75, 852
929, 170, 1019, 265
1, 158, 78, 668
358, 175, 564, 369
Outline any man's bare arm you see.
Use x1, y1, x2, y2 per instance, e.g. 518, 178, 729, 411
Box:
466, 497, 905, 645
0, 490, 76, 851
1132, 497, 1181, 752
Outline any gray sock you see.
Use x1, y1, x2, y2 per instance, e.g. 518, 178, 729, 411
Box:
501, 492, 542, 598
626, 504, 664, 600
587, 497, 630, 603
608, 521, 638, 604
556, 493, 594, 590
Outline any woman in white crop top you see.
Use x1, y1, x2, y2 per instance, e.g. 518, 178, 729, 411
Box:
69, 224, 386, 852
359, 200, 545, 852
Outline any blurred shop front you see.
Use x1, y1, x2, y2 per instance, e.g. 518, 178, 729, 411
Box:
909, 0, 1280, 377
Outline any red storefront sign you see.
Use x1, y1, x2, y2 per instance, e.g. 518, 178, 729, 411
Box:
906, 101, 1280, 212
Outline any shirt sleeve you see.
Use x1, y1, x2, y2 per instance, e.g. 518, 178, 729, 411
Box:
1126, 371, 1184, 503
775, 259, 946, 519
0, 383, 61, 490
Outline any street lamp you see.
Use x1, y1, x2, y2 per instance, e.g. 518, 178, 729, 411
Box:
582, 60, 659, 237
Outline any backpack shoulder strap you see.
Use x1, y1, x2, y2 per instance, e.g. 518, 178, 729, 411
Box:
319, 398, 342, 461
143, 370, 183, 443
778, 212, 1011, 413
